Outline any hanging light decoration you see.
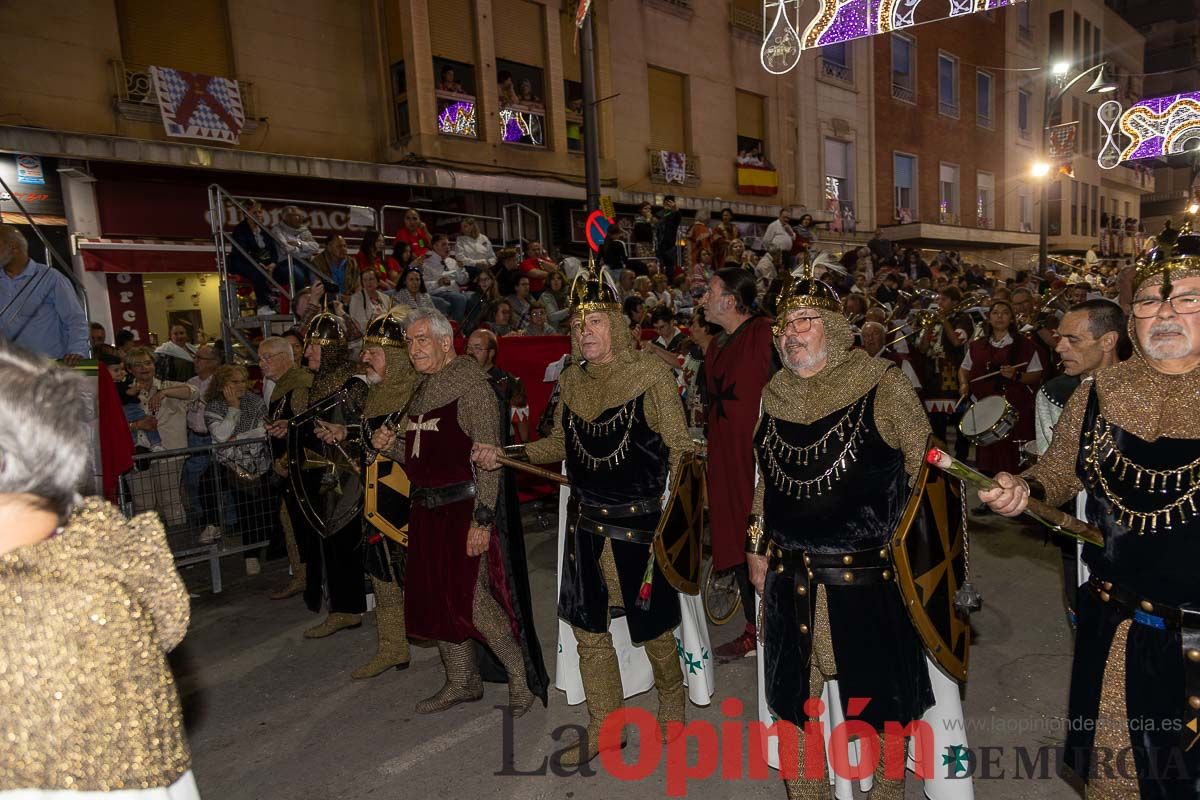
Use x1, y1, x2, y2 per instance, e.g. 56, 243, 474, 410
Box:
760, 1, 802, 75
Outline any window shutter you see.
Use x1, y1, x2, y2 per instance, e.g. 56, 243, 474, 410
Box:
735, 91, 764, 140
116, 0, 232, 76
647, 67, 685, 152
493, 0, 544, 67
560, 12, 581, 83
428, 0, 476, 64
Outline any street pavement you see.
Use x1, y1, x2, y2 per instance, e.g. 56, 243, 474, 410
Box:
175, 502, 1085, 799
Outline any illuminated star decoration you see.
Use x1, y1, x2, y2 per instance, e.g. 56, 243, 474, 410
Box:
709, 375, 739, 421
942, 744, 970, 777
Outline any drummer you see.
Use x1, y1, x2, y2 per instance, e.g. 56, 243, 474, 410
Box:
957, 299, 1043, 476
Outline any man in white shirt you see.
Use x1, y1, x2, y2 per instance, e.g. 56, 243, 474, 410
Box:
421, 234, 476, 323
761, 207, 795, 255
272, 206, 321, 259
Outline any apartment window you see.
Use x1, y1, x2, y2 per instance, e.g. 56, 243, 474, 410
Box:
938, 53, 959, 118
976, 70, 993, 128
1017, 89, 1031, 139
494, 0, 547, 146
824, 138, 854, 216
736, 90, 767, 163
891, 34, 915, 103
1017, 3, 1031, 36
117, 0, 233, 75
1071, 180, 1079, 236
1049, 11, 1064, 64
893, 152, 917, 222
939, 162, 960, 224
564, 79, 583, 152
647, 66, 687, 153
820, 42, 853, 83
1093, 27, 1101, 71
390, 61, 411, 140
976, 172, 995, 229
1018, 186, 1033, 233
430, 0, 479, 139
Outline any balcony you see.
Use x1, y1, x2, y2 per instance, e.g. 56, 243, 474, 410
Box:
891, 82, 915, 103
938, 99, 960, 119
736, 163, 777, 195
649, 149, 700, 187
436, 91, 478, 139
820, 58, 853, 85
729, 2, 762, 36
110, 59, 258, 132
499, 102, 546, 148
939, 209, 961, 225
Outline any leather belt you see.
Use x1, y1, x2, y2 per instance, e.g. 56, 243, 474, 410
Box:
577, 515, 655, 545
1087, 575, 1200, 749
410, 480, 476, 509
767, 541, 895, 645
579, 497, 660, 520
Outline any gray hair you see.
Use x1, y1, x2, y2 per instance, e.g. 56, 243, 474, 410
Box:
123, 346, 154, 367
405, 307, 454, 341
0, 343, 90, 519
0, 224, 29, 255
861, 320, 885, 336
259, 336, 294, 366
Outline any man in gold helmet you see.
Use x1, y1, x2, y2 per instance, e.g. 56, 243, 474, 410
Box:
983, 220, 1200, 798
313, 310, 419, 679
474, 257, 697, 767
746, 262, 936, 799
286, 309, 369, 638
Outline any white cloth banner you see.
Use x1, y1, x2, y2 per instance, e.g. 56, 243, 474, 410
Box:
752, 594, 974, 799
553, 478, 715, 707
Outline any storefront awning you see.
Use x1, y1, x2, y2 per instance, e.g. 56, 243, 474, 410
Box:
78, 237, 218, 273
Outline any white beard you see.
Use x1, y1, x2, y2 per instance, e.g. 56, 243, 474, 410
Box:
364, 371, 383, 385
782, 339, 828, 373
1141, 322, 1193, 361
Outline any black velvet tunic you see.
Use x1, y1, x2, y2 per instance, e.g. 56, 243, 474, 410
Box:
1065, 386, 1200, 798
560, 394, 681, 644
755, 386, 933, 729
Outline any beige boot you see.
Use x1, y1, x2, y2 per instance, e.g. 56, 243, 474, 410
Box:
558, 629, 627, 768
415, 641, 483, 714
352, 577, 411, 679
303, 612, 362, 639
270, 502, 305, 600
472, 551, 535, 717
643, 630, 685, 742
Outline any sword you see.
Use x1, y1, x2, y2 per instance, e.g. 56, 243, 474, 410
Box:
925, 447, 1104, 547
496, 454, 570, 486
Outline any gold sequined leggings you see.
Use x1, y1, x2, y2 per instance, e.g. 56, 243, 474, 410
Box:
467, 548, 529, 696
782, 586, 904, 800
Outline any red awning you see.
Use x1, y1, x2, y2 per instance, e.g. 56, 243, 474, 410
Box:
79, 238, 219, 274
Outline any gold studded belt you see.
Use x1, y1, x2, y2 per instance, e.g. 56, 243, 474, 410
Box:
766, 542, 895, 586
577, 515, 655, 545
1087, 575, 1200, 748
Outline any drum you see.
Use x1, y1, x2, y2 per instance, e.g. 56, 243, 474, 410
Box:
959, 395, 1018, 447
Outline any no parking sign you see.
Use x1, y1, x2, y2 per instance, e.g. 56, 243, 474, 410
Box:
584, 209, 610, 252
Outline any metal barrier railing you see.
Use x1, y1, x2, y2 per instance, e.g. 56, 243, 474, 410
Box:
378, 204, 508, 249
118, 437, 279, 594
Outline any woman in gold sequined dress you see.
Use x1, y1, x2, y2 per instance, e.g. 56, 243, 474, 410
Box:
0, 344, 197, 799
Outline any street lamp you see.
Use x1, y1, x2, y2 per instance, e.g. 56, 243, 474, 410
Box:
1038, 61, 1116, 274
1030, 161, 1052, 179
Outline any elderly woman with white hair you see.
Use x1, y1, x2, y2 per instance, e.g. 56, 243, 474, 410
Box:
0, 343, 198, 798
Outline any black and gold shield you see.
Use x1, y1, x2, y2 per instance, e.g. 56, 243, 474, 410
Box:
365, 455, 411, 546
889, 439, 970, 683
653, 453, 705, 596
287, 389, 363, 538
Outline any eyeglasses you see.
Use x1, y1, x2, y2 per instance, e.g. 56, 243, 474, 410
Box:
130, 360, 153, 368
1131, 294, 1200, 319
778, 316, 821, 334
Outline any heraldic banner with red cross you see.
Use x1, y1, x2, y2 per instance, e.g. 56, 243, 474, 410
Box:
150, 66, 245, 145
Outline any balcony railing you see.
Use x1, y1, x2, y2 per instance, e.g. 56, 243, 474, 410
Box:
729, 2, 763, 35
820, 58, 853, 84
891, 82, 915, 103
939, 209, 961, 225
938, 99, 960, 118
649, 149, 701, 187
500, 102, 546, 147
110, 59, 258, 130
436, 90, 478, 138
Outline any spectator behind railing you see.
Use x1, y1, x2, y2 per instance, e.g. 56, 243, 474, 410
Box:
153, 322, 197, 382
228, 200, 283, 315
0, 223, 89, 364
439, 64, 465, 94
522, 302, 554, 336
204, 364, 273, 576
519, 241, 554, 293
120, 346, 197, 454
485, 299, 520, 337
392, 208, 432, 260
540, 270, 570, 331
348, 269, 394, 336
496, 246, 522, 296
453, 217, 497, 280
505, 275, 533, 330
294, 280, 363, 341
272, 205, 321, 261
421, 233, 475, 323
475, 269, 502, 321
392, 266, 439, 312
312, 234, 358, 296
355, 230, 400, 290
0, 342, 199, 798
